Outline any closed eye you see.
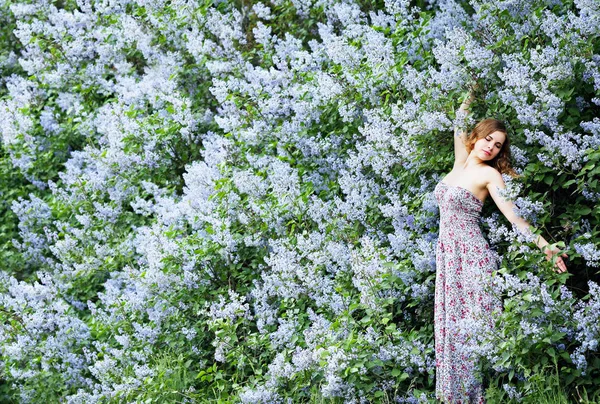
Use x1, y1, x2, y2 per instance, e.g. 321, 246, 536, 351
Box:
486, 136, 503, 149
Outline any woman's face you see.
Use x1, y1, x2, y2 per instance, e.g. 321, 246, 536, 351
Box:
473, 130, 506, 161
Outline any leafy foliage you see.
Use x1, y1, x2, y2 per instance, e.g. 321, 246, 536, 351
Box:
0, 0, 599, 402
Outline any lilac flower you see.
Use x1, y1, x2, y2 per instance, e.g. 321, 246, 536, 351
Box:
252, 2, 273, 20
574, 242, 600, 267
253, 22, 274, 48
239, 386, 282, 404
207, 290, 252, 323
513, 197, 545, 225
11, 195, 53, 265
503, 384, 522, 401
573, 0, 600, 36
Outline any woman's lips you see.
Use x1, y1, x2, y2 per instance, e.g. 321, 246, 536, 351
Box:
483, 150, 491, 156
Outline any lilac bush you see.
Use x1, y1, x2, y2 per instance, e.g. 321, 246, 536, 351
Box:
0, 0, 599, 402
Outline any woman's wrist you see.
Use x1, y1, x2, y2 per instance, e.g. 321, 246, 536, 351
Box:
459, 92, 475, 111
537, 235, 549, 250
459, 100, 472, 112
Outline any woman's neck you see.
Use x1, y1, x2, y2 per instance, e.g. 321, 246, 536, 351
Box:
462, 153, 486, 170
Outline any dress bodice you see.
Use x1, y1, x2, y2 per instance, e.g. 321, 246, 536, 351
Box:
434, 181, 483, 227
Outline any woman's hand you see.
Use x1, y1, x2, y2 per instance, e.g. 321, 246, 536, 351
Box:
543, 245, 568, 273
459, 85, 477, 112
468, 80, 480, 93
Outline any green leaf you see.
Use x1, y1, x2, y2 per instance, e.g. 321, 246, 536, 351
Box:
575, 206, 591, 215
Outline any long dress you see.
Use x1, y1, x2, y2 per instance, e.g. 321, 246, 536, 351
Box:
434, 181, 500, 403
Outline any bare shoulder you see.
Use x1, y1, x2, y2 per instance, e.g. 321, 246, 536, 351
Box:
482, 165, 504, 188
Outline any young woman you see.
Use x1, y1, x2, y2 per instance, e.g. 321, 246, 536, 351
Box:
434, 88, 568, 403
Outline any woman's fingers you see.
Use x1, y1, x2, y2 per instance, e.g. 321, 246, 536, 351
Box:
555, 256, 567, 273
543, 246, 568, 272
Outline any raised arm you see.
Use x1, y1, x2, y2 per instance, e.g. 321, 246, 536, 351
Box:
486, 171, 568, 273
453, 90, 475, 167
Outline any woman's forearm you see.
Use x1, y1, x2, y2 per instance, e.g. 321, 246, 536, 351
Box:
454, 89, 476, 140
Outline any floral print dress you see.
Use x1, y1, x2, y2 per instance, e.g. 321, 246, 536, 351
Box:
434, 181, 501, 403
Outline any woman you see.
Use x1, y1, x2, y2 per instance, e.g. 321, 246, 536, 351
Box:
434, 87, 568, 403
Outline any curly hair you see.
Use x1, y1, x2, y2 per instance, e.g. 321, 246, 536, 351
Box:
465, 118, 517, 177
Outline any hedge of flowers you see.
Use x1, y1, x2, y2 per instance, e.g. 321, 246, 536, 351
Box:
0, 0, 599, 402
